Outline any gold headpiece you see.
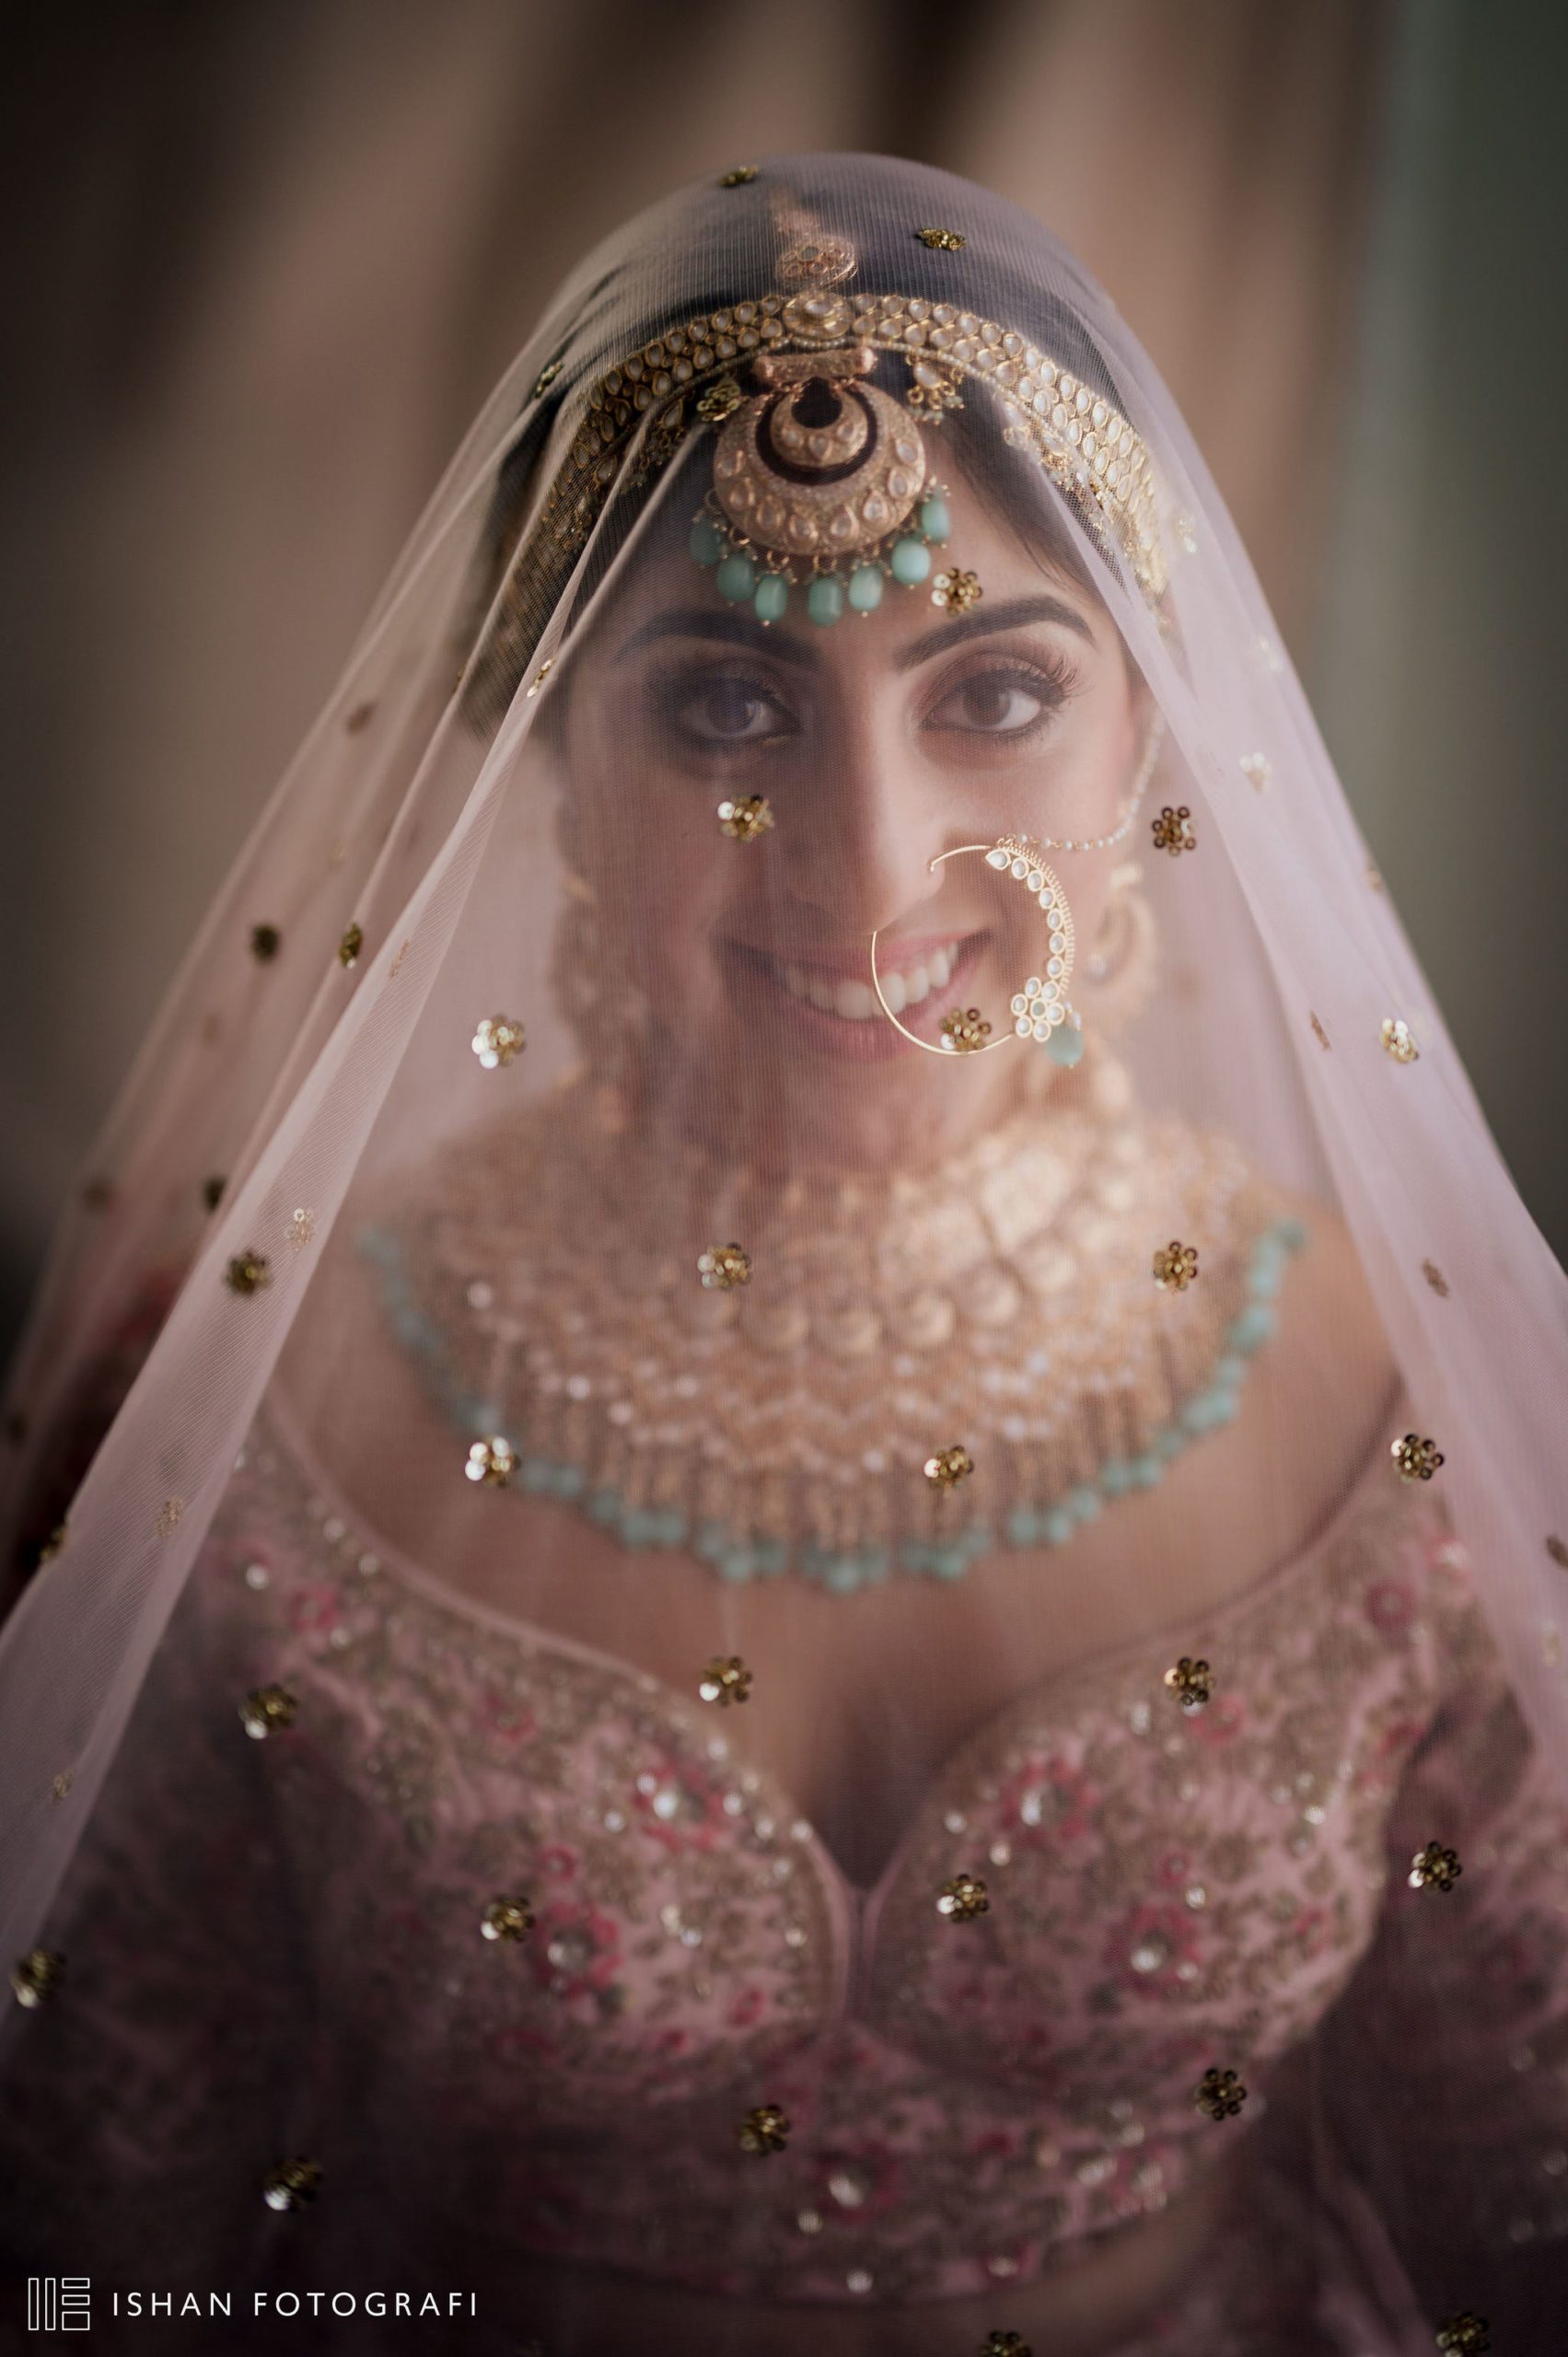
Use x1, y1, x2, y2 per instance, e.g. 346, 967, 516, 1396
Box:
462, 287, 1167, 729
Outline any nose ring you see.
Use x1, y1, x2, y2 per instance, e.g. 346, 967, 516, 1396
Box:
868, 838, 1083, 1066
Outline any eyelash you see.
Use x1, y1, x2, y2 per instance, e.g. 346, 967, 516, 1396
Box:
657, 651, 1081, 752
932, 653, 1081, 742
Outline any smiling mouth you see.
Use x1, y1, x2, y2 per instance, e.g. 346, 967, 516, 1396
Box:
730, 934, 986, 1024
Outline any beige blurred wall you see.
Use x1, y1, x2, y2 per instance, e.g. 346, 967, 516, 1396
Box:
0, 0, 1420, 1352
1313, 0, 1568, 1266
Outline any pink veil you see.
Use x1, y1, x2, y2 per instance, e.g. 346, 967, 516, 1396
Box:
1, 153, 1564, 2352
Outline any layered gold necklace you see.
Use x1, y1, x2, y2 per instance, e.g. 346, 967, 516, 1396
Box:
355, 1053, 1301, 1590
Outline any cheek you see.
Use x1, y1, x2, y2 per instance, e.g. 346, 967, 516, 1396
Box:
1072, 670, 1140, 807
1062, 868, 1114, 952
563, 724, 755, 1002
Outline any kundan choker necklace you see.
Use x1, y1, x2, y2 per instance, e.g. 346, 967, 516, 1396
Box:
356, 1057, 1303, 1592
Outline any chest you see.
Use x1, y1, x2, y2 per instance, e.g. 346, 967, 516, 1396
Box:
267, 1218, 1397, 1889
228, 1412, 1434, 2144
264, 1382, 1323, 1891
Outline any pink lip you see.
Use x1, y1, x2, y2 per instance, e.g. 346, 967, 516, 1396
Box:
721, 934, 990, 1063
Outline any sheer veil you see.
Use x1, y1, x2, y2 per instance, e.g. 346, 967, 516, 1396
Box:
1, 152, 1564, 2351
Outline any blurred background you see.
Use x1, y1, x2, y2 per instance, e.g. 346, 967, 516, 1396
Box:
1, 0, 1564, 1366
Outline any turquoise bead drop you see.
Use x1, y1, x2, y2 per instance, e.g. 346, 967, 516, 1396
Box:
714, 552, 755, 603
889, 537, 932, 585
689, 517, 724, 566
917, 493, 950, 540
807, 575, 844, 627
1046, 1024, 1085, 1068
847, 563, 884, 612
753, 574, 789, 624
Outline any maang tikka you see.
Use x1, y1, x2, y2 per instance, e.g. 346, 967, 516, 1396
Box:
685, 292, 969, 629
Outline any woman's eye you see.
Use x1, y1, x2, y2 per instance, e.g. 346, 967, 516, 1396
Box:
663, 674, 796, 746
929, 664, 1074, 737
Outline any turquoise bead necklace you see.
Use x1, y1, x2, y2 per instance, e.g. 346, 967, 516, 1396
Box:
353, 1076, 1307, 1596
357, 1213, 1303, 1595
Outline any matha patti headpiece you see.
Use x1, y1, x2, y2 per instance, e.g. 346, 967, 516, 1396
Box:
460, 248, 1168, 727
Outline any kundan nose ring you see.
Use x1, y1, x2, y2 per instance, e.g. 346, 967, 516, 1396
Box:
869, 838, 1084, 1066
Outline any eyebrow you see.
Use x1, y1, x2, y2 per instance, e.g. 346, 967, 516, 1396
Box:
613, 592, 1097, 669
892, 594, 1097, 668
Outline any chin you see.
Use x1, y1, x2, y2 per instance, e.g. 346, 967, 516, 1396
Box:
709, 1051, 1007, 1178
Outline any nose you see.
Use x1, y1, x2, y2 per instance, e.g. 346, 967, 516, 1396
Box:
772, 705, 947, 940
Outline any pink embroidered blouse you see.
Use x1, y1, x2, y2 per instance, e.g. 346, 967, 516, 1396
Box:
4, 1387, 1567, 2356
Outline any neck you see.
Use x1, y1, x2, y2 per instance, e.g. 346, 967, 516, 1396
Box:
598, 1035, 1124, 1202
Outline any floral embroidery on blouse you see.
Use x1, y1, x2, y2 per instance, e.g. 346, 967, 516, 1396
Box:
6, 1396, 1568, 2318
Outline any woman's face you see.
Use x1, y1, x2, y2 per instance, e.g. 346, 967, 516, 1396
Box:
558, 445, 1153, 1173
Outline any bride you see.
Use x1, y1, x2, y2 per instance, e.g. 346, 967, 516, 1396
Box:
1, 156, 1564, 2357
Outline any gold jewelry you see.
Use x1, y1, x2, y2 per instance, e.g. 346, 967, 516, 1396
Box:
547, 866, 648, 1135
866, 714, 1165, 1061
461, 290, 1166, 732
772, 203, 859, 289
1081, 860, 1158, 1038
869, 842, 1080, 1064
694, 343, 951, 627
352, 1068, 1296, 1590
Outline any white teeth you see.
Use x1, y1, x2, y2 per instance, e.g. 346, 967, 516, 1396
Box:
769, 945, 966, 1019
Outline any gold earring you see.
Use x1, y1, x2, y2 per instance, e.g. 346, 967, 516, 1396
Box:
869, 840, 1083, 1067
1082, 860, 1158, 1037
550, 867, 649, 1132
